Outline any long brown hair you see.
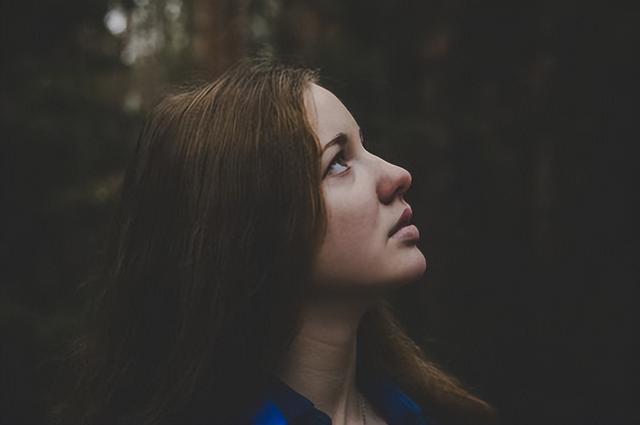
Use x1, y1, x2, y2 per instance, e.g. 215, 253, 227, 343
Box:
53, 59, 494, 425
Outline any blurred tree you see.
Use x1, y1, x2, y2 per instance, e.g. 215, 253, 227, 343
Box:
190, 0, 249, 77
1, 1, 134, 422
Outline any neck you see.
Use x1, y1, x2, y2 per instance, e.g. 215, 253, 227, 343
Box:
275, 291, 378, 424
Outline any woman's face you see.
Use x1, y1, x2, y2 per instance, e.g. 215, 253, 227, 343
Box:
305, 83, 427, 295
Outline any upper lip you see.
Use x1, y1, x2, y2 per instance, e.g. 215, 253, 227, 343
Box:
389, 206, 413, 236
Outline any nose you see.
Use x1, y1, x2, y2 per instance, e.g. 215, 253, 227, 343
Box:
375, 156, 412, 204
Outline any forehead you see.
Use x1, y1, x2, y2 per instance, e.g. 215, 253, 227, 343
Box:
304, 83, 358, 145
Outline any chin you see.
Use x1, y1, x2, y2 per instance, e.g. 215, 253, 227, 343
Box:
379, 249, 427, 288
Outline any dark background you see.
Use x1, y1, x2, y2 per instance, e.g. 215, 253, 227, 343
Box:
1, 1, 638, 424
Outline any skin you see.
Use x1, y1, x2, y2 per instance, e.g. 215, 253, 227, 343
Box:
274, 84, 427, 425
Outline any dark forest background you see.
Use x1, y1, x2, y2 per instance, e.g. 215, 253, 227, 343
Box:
1, 1, 638, 424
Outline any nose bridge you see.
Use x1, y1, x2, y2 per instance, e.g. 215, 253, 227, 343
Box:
372, 153, 412, 204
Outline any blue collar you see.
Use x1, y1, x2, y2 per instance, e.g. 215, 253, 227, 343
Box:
248, 372, 434, 425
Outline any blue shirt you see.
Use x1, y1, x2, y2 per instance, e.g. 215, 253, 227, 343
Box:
248, 372, 434, 425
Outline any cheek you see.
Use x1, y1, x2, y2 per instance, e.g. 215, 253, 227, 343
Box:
326, 190, 379, 247
312, 191, 382, 284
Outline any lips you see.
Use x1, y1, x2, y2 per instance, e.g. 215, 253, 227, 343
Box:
389, 206, 413, 237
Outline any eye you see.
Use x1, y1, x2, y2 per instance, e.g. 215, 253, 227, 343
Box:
325, 150, 350, 177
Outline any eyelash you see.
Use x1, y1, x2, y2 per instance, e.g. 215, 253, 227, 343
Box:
323, 131, 367, 178
325, 150, 350, 177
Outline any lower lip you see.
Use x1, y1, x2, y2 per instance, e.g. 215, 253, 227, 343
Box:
390, 224, 420, 241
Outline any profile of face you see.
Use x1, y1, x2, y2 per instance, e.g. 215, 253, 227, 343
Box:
305, 83, 427, 296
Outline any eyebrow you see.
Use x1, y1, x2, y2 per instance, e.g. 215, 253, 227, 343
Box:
321, 133, 348, 154
321, 128, 363, 154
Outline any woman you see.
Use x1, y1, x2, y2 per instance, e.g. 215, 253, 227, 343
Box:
54, 59, 495, 425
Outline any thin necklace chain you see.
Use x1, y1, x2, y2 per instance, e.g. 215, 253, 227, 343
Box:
359, 392, 367, 425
